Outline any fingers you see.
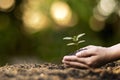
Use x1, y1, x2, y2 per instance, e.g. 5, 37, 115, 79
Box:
62, 55, 89, 68
63, 60, 89, 69
83, 45, 95, 49
75, 49, 92, 57
76, 46, 97, 57
62, 55, 86, 64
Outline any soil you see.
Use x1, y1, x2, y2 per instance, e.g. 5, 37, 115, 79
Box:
0, 60, 120, 80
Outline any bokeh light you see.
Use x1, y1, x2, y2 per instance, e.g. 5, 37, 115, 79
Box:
23, 0, 41, 10
89, 17, 105, 32
94, 0, 117, 21
21, 0, 49, 33
93, 8, 107, 21
89, 0, 118, 32
50, 1, 73, 27
98, 0, 117, 16
22, 10, 48, 33
0, 0, 15, 12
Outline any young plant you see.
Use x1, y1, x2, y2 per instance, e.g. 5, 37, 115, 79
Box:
63, 33, 85, 53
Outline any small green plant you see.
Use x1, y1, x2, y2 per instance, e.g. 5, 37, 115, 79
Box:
63, 33, 85, 50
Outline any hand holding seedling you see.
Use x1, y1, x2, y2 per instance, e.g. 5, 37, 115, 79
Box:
62, 39, 120, 68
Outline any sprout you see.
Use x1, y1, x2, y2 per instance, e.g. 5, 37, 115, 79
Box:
63, 33, 85, 46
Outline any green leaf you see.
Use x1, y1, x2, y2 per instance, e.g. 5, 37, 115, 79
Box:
78, 40, 85, 44
67, 43, 76, 46
76, 33, 85, 41
63, 37, 73, 40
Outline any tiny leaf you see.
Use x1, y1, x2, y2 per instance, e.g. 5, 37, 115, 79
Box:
67, 43, 76, 46
78, 40, 85, 44
77, 33, 85, 41
63, 37, 73, 40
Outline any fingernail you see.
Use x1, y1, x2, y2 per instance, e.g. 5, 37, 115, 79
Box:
76, 52, 81, 56
62, 60, 65, 63
63, 56, 68, 60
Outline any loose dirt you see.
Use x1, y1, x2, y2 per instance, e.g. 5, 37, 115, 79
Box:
0, 60, 120, 80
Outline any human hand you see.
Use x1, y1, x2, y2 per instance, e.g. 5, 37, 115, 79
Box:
62, 45, 112, 68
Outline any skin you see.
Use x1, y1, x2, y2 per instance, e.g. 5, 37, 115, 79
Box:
62, 43, 120, 68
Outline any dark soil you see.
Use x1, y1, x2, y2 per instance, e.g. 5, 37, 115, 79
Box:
0, 60, 120, 80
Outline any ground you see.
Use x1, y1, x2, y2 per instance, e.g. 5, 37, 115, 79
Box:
0, 60, 120, 80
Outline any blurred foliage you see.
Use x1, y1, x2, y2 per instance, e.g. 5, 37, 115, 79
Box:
0, 0, 120, 65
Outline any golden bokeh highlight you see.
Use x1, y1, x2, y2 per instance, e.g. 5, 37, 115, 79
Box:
89, 17, 105, 32
0, 0, 15, 12
22, 11, 48, 33
93, 8, 107, 21
21, 0, 49, 33
50, 1, 73, 26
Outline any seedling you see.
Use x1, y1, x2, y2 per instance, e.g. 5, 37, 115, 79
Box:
63, 33, 86, 55
63, 33, 85, 46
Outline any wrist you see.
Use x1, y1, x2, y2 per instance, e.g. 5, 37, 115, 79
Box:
107, 45, 120, 61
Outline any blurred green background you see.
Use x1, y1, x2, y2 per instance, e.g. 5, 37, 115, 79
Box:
0, 0, 120, 65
